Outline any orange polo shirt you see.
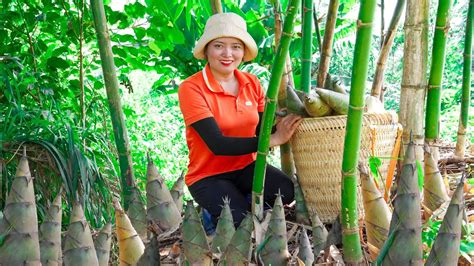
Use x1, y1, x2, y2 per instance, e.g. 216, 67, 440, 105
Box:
178, 64, 265, 186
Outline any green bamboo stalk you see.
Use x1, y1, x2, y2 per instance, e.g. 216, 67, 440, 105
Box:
425, 0, 453, 145
40, 192, 62, 266
371, 0, 406, 99
425, 176, 465, 265
340, 0, 377, 262
90, 0, 135, 210
274, 0, 297, 178
301, 0, 313, 94
252, 0, 301, 221
316, 0, 340, 88
455, 0, 473, 158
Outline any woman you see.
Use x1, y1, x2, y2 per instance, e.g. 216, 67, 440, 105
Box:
178, 12, 301, 227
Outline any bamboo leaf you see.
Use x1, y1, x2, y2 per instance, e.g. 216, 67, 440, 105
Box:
416, 160, 424, 193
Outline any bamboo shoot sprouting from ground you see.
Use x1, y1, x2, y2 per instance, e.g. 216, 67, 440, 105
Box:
252, 0, 300, 221
423, 146, 449, 213
90, 0, 136, 209
297, 228, 314, 265
399, 0, 430, 162
182, 201, 212, 265
170, 171, 185, 213
137, 232, 161, 266
146, 156, 182, 235
0, 154, 41, 265
293, 177, 311, 225
317, 0, 340, 87
359, 164, 391, 261
63, 202, 99, 266
94, 222, 112, 266
340, 0, 377, 262
40, 192, 62, 266
259, 194, 290, 265
301, 0, 313, 94
371, 0, 407, 99
127, 186, 147, 241
425, 0, 453, 152
455, 0, 473, 158
312, 213, 328, 259
210, 197, 235, 254
425, 176, 465, 265
381, 140, 423, 265
221, 213, 254, 265
114, 199, 145, 266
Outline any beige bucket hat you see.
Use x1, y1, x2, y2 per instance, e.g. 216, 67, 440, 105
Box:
193, 12, 258, 62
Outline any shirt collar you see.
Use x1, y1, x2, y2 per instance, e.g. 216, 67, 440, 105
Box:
202, 63, 252, 93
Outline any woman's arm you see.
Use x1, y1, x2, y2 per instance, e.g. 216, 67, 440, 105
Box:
191, 117, 259, 156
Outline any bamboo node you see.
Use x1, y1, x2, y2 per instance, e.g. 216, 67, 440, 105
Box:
265, 97, 276, 104
342, 226, 359, 235
357, 20, 372, 29
428, 84, 441, 90
463, 53, 472, 58
349, 105, 364, 111
400, 84, 426, 90
281, 31, 294, 37
403, 24, 424, 31
257, 151, 268, 156
302, 6, 313, 13
342, 169, 357, 177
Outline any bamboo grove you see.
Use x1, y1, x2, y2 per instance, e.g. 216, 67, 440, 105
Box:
0, 0, 473, 265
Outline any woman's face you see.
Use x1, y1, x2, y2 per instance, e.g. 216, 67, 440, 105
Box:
205, 37, 245, 77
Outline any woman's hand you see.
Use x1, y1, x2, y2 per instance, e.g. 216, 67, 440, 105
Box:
269, 113, 302, 147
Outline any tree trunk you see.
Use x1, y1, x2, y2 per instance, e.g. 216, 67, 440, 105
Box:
425, 0, 453, 154
252, 0, 300, 221
371, 0, 406, 99
340, 0, 377, 263
317, 0, 340, 88
90, 0, 135, 209
454, 0, 473, 158
398, 0, 430, 164
210, 0, 223, 14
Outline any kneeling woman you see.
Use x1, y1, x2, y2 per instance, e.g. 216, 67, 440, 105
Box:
178, 12, 301, 226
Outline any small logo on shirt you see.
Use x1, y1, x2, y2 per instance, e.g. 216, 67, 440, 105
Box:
245, 101, 252, 106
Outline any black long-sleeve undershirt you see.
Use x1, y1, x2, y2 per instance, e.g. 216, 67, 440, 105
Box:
191, 112, 264, 156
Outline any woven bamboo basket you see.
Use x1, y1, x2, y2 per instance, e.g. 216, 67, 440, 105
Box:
290, 112, 401, 223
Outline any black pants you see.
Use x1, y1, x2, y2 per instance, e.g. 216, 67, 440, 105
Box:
188, 161, 294, 226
